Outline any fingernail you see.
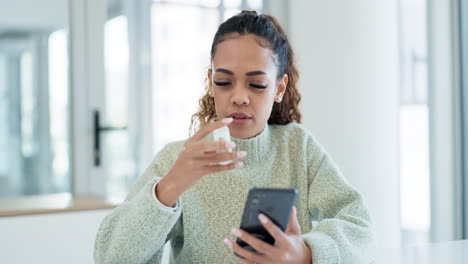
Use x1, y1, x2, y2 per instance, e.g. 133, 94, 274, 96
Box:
235, 162, 243, 168
222, 117, 233, 124
226, 142, 236, 149
237, 151, 247, 158
231, 228, 242, 237
258, 214, 268, 224
223, 238, 233, 248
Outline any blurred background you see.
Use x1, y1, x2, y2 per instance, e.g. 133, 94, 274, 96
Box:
0, 0, 467, 263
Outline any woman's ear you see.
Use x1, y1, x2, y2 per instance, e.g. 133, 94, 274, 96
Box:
275, 73, 288, 103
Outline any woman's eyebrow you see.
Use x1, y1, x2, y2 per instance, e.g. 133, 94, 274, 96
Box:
215, 68, 234, 75
245, 71, 267, 76
215, 68, 267, 76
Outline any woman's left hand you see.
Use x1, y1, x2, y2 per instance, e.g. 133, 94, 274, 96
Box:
224, 207, 313, 264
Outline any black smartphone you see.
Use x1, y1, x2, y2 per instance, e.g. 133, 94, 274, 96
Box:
235, 188, 298, 255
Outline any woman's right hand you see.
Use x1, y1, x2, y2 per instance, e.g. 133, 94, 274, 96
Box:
156, 117, 247, 207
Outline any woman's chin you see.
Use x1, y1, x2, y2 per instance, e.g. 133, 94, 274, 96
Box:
229, 125, 264, 139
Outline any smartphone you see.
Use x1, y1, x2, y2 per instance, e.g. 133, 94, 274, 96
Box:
235, 188, 298, 254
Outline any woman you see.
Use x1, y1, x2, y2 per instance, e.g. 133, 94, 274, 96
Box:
94, 11, 375, 264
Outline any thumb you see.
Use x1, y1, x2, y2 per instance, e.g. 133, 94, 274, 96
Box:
285, 206, 301, 235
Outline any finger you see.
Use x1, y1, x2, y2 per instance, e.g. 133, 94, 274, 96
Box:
191, 117, 233, 142
190, 140, 236, 158
285, 206, 301, 235
203, 161, 243, 174
231, 228, 280, 257
258, 214, 288, 247
240, 259, 258, 264
226, 239, 268, 264
199, 151, 247, 164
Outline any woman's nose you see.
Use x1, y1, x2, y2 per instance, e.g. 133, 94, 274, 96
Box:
230, 90, 250, 105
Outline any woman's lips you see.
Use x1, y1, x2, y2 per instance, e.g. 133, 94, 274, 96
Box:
227, 112, 252, 125
231, 117, 251, 125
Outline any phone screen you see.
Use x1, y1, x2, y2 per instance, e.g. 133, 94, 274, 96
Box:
235, 188, 298, 254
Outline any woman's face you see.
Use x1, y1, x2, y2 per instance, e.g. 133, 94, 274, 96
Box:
209, 33, 287, 139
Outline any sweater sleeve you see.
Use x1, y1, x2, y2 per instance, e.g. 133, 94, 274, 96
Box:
94, 143, 184, 264
302, 137, 376, 264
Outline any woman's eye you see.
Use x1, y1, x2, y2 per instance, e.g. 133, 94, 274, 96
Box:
250, 83, 268, 89
214, 81, 231, 86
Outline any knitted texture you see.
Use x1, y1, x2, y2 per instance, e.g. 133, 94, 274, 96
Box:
94, 123, 376, 263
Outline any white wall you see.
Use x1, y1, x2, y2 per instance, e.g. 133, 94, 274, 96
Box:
287, 0, 401, 262
0, 210, 111, 264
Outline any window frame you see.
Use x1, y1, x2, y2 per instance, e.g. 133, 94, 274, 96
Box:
459, 0, 468, 239
427, 0, 464, 241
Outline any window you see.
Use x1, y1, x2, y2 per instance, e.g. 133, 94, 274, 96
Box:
0, 0, 263, 212
104, 13, 135, 202
0, 29, 71, 199
399, 0, 431, 246
151, 1, 220, 150
48, 30, 71, 196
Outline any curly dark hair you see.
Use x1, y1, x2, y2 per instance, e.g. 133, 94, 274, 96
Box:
189, 10, 301, 135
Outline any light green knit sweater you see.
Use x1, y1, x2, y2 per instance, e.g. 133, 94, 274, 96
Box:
94, 123, 375, 263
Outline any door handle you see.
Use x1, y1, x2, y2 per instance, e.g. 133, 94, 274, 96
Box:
93, 110, 127, 166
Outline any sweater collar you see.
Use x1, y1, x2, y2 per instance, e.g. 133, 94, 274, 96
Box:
230, 124, 271, 166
